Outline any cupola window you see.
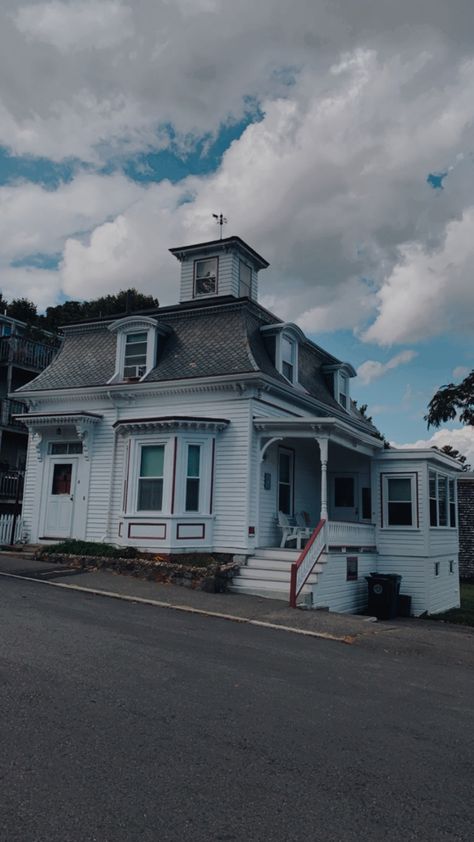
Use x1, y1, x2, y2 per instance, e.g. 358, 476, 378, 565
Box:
194, 258, 218, 296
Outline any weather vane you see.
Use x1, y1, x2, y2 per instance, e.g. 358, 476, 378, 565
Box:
212, 213, 227, 239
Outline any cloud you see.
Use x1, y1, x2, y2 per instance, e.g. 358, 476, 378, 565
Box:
393, 426, 474, 467
13, 1, 133, 53
0, 0, 474, 347
453, 366, 470, 380
357, 351, 417, 385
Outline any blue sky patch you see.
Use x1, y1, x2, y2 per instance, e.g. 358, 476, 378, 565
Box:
427, 170, 448, 190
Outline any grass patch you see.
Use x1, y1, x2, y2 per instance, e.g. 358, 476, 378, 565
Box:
40, 540, 141, 559
429, 583, 474, 627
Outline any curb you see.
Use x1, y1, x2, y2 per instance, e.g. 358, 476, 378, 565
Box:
0, 570, 356, 645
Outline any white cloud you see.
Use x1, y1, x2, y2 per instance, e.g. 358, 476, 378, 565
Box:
453, 366, 470, 380
393, 426, 474, 468
363, 208, 474, 345
14, 1, 133, 52
357, 350, 417, 385
0, 0, 473, 347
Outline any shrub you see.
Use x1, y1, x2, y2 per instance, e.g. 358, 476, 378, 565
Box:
40, 540, 140, 559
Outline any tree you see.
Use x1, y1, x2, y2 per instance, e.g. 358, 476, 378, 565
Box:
438, 445, 471, 471
352, 400, 391, 448
40, 289, 159, 331
6, 298, 38, 324
425, 370, 474, 427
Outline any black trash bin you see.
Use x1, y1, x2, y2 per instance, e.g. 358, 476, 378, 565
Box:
365, 573, 402, 620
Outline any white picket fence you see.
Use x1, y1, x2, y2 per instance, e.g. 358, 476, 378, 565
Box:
0, 514, 27, 545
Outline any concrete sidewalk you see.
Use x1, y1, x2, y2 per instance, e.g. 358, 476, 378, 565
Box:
1, 551, 473, 661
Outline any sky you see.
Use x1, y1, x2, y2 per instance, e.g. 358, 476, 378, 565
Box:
0, 0, 473, 461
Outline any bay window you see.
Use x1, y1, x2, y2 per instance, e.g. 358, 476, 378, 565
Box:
185, 444, 201, 512
429, 471, 457, 528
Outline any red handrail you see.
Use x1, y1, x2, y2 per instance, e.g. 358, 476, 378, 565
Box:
289, 519, 326, 608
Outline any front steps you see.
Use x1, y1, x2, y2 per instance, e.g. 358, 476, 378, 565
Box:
229, 547, 326, 603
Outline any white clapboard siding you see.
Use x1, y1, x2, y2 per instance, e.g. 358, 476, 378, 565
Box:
21, 434, 39, 541
311, 552, 377, 614
427, 556, 460, 614
373, 460, 428, 556
85, 407, 118, 542
428, 528, 459, 556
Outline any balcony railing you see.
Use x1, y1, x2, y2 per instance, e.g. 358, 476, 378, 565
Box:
0, 336, 57, 370
0, 470, 24, 500
0, 399, 28, 430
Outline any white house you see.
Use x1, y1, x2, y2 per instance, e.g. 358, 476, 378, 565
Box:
14, 235, 461, 615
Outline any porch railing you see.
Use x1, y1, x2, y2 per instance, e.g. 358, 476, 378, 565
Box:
0, 398, 28, 429
289, 519, 326, 608
326, 520, 376, 549
0, 470, 24, 500
0, 336, 57, 370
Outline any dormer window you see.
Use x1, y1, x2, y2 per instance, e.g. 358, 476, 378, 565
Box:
322, 362, 356, 412
239, 261, 252, 297
124, 332, 148, 379
108, 316, 170, 384
281, 335, 296, 382
194, 258, 218, 297
261, 323, 305, 387
339, 374, 348, 409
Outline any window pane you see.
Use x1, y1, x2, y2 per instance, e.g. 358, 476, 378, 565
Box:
438, 477, 447, 526
282, 361, 294, 381
430, 498, 438, 527
185, 478, 200, 511
388, 502, 412, 526
126, 332, 147, 344
68, 442, 83, 454
239, 261, 251, 296
196, 258, 217, 278
140, 445, 164, 478
388, 477, 411, 502
187, 445, 200, 477
125, 342, 147, 360
450, 502, 456, 528
335, 477, 354, 508
279, 453, 291, 484
138, 478, 163, 511
278, 483, 291, 514
282, 336, 294, 364
449, 479, 455, 502
51, 464, 72, 495
50, 442, 68, 454
339, 393, 347, 408
362, 487, 371, 520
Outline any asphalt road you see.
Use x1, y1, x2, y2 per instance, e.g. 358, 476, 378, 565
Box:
0, 578, 473, 842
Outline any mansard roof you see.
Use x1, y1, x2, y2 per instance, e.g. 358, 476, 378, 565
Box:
15, 296, 376, 432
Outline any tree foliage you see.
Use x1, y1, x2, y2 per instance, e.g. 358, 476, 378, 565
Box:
0, 289, 159, 333
352, 400, 391, 448
425, 370, 474, 428
438, 445, 471, 471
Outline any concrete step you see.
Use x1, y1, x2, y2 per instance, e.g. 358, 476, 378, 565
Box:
246, 557, 325, 573
238, 567, 319, 585
255, 548, 301, 561
229, 580, 311, 601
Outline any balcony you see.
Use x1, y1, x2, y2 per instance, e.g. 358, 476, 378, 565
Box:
0, 399, 28, 430
0, 336, 57, 371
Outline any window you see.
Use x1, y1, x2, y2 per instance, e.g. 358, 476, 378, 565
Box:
362, 487, 372, 520
339, 374, 348, 409
449, 560, 454, 574
194, 258, 218, 296
383, 474, 416, 527
137, 445, 164, 511
278, 448, 294, 515
51, 464, 72, 495
429, 471, 457, 528
239, 261, 252, 297
49, 442, 83, 455
346, 556, 358, 581
434, 561, 440, 577
334, 477, 355, 508
124, 332, 148, 379
2, 324, 11, 337
281, 335, 296, 383
185, 444, 201, 512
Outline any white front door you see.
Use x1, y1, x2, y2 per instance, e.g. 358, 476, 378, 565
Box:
43, 460, 77, 538
332, 474, 358, 521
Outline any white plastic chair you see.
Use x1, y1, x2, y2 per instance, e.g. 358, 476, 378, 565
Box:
278, 511, 308, 549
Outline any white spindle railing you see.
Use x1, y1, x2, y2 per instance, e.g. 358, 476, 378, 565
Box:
0, 514, 27, 545
290, 519, 326, 608
326, 520, 375, 548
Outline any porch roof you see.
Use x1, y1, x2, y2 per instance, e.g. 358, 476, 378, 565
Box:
253, 415, 384, 455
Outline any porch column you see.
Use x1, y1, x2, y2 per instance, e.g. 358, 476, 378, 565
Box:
316, 436, 329, 521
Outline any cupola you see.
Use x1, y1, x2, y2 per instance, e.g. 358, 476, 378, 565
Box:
169, 236, 269, 304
